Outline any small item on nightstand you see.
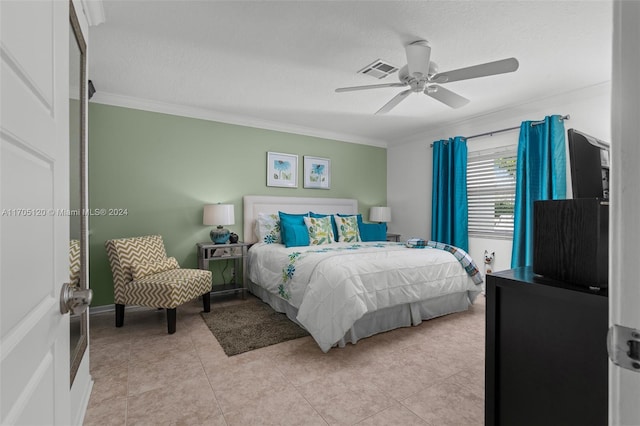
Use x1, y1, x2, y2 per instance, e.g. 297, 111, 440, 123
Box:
229, 232, 239, 243
213, 248, 228, 257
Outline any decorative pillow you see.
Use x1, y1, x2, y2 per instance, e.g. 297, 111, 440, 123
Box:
334, 215, 361, 242
359, 222, 387, 242
310, 212, 339, 241
304, 215, 335, 245
278, 211, 309, 243
338, 213, 363, 224
282, 222, 310, 248
131, 257, 180, 280
255, 213, 281, 244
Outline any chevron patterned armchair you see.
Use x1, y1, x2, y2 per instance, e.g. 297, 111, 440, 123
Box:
105, 235, 211, 334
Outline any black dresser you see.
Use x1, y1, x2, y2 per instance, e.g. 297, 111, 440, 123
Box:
533, 199, 608, 287
485, 267, 608, 426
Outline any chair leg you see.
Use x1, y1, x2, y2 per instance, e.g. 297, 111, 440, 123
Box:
115, 304, 125, 327
167, 308, 176, 334
203, 292, 211, 313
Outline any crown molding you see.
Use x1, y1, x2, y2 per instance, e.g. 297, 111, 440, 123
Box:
396, 81, 612, 147
89, 92, 388, 148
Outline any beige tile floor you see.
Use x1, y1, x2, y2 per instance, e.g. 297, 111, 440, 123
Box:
84, 295, 486, 426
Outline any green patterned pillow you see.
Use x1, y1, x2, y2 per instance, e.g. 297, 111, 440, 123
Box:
255, 213, 281, 244
303, 215, 335, 245
334, 215, 361, 242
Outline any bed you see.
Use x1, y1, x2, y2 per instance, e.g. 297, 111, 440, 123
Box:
243, 195, 483, 352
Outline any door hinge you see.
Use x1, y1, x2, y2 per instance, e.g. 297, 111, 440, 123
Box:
607, 324, 640, 372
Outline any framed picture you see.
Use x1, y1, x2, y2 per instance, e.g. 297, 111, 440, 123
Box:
267, 152, 298, 188
304, 156, 331, 189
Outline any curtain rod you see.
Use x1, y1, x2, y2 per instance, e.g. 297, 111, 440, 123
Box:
429, 114, 570, 147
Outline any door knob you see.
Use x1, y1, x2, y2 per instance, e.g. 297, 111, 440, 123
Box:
60, 283, 93, 315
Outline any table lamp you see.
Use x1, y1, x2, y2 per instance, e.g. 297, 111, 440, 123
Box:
203, 204, 235, 244
369, 206, 391, 224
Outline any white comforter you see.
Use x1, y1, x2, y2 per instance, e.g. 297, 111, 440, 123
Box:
248, 241, 481, 352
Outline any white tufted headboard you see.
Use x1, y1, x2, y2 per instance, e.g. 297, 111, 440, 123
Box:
243, 195, 358, 243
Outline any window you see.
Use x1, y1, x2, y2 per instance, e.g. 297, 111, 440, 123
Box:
467, 146, 517, 239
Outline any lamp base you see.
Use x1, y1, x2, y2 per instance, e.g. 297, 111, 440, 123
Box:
210, 227, 230, 244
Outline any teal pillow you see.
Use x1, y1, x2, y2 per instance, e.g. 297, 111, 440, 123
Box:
359, 222, 387, 242
278, 211, 308, 245
310, 212, 339, 241
282, 222, 310, 247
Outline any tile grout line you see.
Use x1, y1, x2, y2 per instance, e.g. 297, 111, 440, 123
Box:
190, 329, 229, 425
276, 361, 330, 425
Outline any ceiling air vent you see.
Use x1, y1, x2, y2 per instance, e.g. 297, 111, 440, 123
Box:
357, 59, 398, 79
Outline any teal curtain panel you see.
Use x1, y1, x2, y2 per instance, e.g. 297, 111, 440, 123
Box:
511, 115, 567, 268
431, 137, 469, 251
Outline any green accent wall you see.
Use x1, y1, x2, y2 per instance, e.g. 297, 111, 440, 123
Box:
88, 103, 387, 306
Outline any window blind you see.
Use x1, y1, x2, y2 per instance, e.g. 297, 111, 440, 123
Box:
467, 147, 517, 239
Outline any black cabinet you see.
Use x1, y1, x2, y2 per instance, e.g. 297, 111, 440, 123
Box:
533, 199, 608, 287
485, 267, 608, 426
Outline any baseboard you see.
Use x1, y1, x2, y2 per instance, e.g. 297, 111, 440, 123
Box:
89, 304, 114, 315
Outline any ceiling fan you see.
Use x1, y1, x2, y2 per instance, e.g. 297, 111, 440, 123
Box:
335, 40, 519, 114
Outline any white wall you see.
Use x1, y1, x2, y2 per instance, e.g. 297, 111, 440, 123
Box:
387, 82, 611, 270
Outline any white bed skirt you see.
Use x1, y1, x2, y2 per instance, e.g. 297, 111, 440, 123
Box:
247, 279, 478, 349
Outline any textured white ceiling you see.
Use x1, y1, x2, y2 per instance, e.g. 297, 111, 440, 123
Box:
89, 1, 612, 147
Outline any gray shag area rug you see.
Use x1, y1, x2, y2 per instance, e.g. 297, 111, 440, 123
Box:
200, 300, 310, 356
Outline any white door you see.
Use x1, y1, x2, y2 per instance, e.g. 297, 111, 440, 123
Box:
610, 1, 640, 425
1, 1, 71, 425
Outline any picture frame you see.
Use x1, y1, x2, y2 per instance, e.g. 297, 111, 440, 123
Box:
267, 152, 298, 188
303, 156, 331, 189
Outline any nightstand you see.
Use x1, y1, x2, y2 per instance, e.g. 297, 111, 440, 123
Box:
386, 233, 401, 242
196, 241, 250, 298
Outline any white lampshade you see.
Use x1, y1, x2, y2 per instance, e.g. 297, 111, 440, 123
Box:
369, 206, 391, 223
203, 204, 235, 226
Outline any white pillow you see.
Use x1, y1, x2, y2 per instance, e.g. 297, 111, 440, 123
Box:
254, 213, 281, 244
334, 215, 361, 242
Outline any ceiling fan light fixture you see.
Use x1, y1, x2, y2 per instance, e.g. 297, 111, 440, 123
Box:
405, 40, 431, 78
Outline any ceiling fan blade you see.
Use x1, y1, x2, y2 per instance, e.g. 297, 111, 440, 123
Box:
375, 89, 412, 114
425, 85, 470, 109
405, 40, 431, 78
431, 57, 519, 84
335, 82, 407, 93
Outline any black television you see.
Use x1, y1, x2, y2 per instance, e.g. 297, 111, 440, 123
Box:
567, 128, 610, 199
